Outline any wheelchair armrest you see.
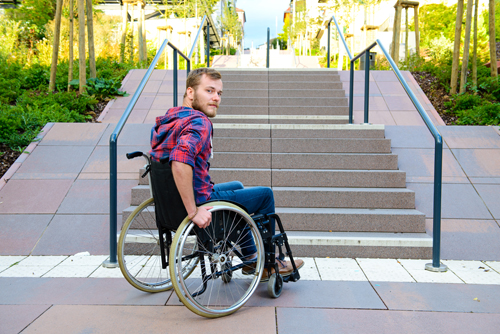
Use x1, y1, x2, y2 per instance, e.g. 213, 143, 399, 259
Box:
199, 199, 249, 214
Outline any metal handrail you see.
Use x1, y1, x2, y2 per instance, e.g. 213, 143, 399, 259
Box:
328, 15, 447, 272
266, 27, 270, 68
188, 15, 210, 68
104, 38, 194, 268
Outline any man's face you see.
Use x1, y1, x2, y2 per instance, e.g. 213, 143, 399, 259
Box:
189, 74, 223, 118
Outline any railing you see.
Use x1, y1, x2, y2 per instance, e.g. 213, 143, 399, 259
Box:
266, 27, 270, 68
327, 15, 447, 272
103, 17, 210, 268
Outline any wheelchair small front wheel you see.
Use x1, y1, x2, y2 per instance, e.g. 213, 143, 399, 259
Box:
267, 273, 283, 298
170, 202, 265, 318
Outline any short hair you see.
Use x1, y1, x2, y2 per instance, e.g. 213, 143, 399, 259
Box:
184, 68, 222, 98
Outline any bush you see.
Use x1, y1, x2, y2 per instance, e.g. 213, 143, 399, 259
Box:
456, 103, 500, 125
446, 93, 485, 111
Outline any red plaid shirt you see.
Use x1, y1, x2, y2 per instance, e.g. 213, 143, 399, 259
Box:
150, 106, 213, 203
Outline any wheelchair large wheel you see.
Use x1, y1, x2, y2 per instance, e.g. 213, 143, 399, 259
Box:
170, 202, 264, 318
118, 198, 198, 292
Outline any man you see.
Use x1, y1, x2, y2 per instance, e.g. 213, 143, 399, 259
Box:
150, 68, 303, 279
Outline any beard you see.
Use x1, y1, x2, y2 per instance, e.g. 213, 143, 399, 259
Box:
192, 92, 217, 118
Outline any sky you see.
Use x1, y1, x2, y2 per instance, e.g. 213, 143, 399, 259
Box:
236, 0, 290, 48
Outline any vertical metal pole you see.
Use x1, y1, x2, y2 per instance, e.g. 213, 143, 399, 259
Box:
187, 59, 191, 76
363, 51, 370, 124
206, 23, 210, 67
327, 22, 331, 68
267, 27, 270, 68
103, 136, 119, 268
173, 49, 178, 107
349, 59, 354, 124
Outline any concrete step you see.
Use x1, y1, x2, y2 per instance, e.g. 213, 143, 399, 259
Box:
276, 208, 425, 233
223, 89, 268, 98
212, 123, 385, 139
273, 187, 415, 209
218, 73, 268, 82
211, 115, 349, 124
269, 97, 347, 107
271, 138, 391, 153
223, 81, 268, 90
270, 153, 398, 170
139, 168, 406, 188
285, 231, 432, 258
269, 81, 343, 90
268, 89, 346, 98
222, 97, 268, 106
217, 105, 349, 115
269, 74, 341, 82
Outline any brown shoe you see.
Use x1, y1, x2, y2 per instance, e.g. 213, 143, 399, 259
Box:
260, 258, 304, 282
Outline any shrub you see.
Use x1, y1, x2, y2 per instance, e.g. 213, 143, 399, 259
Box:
446, 93, 485, 111
456, 103, 500, 125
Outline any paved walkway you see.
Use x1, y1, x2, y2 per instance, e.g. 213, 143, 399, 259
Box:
1, 69, 500, 333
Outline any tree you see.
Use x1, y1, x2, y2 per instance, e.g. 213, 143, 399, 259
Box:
450, 0, 464, 95
489, 0, 498, 77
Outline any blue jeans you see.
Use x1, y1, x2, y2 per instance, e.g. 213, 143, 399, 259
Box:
210, 181, 275, 258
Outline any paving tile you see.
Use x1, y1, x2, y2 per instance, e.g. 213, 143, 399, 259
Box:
439, 126, 500, 149
292, 257, 320, 280
43, 265, 99, 278
347, 81, 381, 95
0, 265, 54, 277
452, 149, 500, 177
57, 179, 136, 214
376, 81, 407, 95
144, 108, 167, 124
0, 215, 53, 255
150, 95, 184, 109
407, 183, 493, 219
12, 145, 94, 179
427, 219, 500, 261
100, 107, 148, 124
357, 258, 415, 282
169, 280, 386, 310
385, 126, 436, 148
0, 305, 51, 334
59, 254, 109, 266
474, 184, 500, 219
0, 256, 26, 266
391, 111, 426, 126
353, 96, 388, 111
384, 95, 416, 111
23, 305, 276, 334
353, 110, 396, 125
0, 266, 8, 272
18, 256, 67, 266
98, 123, 152, 146
371, 70, 398, 82
373, 281, 500, 313
90, 266, 125, 278
315, 258, 367, 281
39, 123, 109, 146
0, 180, 73, 214
31, 215, 113, 255
277, 308, 500, 334
470, 177, 500, 184
0, 277, 170, 305
486, 261, 500, 273
443, 260, 500, 284
398, 259, 463, 283
82, 145, 150, 174
392, 148, 467, 179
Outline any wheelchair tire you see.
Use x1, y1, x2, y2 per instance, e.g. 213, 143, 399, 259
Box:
118, 198, 198, 293
169, 202, 265, 318
267, 273, 283, 298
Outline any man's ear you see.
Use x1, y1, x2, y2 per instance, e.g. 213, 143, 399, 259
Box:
186, 87, 194, 100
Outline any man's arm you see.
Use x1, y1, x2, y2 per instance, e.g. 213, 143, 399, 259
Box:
171, 160, 212, 228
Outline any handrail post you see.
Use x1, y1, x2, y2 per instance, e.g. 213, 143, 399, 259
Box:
173, 49, 178, 107
187, 60, 191, 76
206, 22, 210, 67
327, 22, 331, 68
364, 50, 370, 124
103, 135, 119, 268
266, 27, 270, 68
349, 59, 354, 124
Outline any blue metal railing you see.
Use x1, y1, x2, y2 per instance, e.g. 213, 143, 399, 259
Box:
104, 17, 210, 268
327, 15, 447, 272
266, 27, 270, 68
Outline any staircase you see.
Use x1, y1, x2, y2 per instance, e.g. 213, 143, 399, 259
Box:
123, 69, 432, 259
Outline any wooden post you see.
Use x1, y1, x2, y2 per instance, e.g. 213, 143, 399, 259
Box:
450, 0, 464, 95
459, 0, 474, 94
489, 0, 498, 77
129, 2, 135, 63
414, 5, 420, 57
393, 2, 402, 65
120, 2, 128, 62
142, 3, 147, 63
68, 0, 74, 91
405, 6, 409, 63
78, 0, 86, 93
472, 0, 479, 90
138, 3, 144, 64
86, 0, 96, 79
49, 0, 63, 92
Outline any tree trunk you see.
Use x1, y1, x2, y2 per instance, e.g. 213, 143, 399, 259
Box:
393, 3, 402, 66
86, 0, 96, 79
120, 3, 128, 63
405, 7, 409, 63
472, 0, 479, 90
68, 0, 74, 91
78, 0, 86, 93
49, 0, 63, 92
460, 0, 474, 94
450, 0, 464, 95
414, 6, 420, 57
130, 3, 135, 63
489, 0, 498, 77
138, 4, 144, 65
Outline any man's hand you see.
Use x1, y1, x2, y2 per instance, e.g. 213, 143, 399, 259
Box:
191, 206, 213, 229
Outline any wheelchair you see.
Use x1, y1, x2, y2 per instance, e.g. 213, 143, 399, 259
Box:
118, 151, 300, 318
